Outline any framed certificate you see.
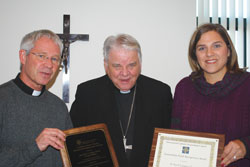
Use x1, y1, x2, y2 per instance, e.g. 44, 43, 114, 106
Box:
60, 123, 119, 167
148, 128, 225, 167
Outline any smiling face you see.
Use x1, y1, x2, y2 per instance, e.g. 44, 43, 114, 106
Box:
195, 31, 230, 84
19, 36, 61, 90
104, 47, 141, 91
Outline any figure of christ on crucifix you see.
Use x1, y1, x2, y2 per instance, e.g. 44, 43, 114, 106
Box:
57, 14, 89, 103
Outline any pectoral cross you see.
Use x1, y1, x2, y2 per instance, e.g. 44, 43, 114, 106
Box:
123, 136, 132, 152
57, 14, 89, 103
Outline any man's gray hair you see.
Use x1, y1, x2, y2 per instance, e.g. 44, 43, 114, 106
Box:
20, 29, 63, 56
103, 34, 142, 62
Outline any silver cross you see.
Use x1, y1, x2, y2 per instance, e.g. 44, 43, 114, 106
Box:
123, 137, 132, 152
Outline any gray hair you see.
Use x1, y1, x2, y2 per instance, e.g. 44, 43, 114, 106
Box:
20, 29, 63, 56
103, 34, 142, 62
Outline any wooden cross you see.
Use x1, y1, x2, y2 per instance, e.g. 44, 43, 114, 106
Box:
57, 14, 89, 103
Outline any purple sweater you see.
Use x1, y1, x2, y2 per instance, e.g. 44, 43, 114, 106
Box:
171, 72, 250, 166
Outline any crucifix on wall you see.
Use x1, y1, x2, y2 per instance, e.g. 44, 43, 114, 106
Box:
57, 14, 89, 103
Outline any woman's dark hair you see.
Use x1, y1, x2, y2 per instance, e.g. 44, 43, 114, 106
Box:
188, 23, 242, 79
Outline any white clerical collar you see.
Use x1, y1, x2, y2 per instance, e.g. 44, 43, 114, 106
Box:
32, 90, 42, 96
120, 90, 131, 94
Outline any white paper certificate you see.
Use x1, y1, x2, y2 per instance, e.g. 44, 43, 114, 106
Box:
152, 133, 219, 167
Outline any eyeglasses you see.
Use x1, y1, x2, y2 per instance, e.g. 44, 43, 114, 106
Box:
30, 52, 61, 65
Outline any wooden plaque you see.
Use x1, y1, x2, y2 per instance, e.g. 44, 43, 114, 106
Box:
60, 123, 119, 167
148, 128, 225, 167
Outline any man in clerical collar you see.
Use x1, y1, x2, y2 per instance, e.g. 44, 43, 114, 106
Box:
0, 30, 72, 167
70, 34, 172, 167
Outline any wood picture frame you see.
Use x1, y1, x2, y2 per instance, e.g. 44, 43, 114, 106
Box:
60, 123, 119, 167
148, 128, 225, 167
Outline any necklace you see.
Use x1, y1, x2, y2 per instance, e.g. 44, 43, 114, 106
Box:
119, 85, 137, 152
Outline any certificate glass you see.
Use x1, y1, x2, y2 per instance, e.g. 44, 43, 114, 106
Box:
148, 128, 225, 167
60, 123, 119, 167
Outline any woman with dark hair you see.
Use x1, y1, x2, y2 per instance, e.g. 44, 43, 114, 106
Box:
171, 23, 250, 167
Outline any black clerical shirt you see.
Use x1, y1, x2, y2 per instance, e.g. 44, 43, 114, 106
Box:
114, 86, 136, 164
13, 73, 45, 96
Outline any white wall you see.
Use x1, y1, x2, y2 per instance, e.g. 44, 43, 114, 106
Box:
0, 0, 196, 108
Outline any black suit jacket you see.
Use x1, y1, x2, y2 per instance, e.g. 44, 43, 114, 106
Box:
70, 74, 172, 167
